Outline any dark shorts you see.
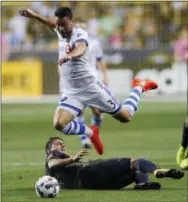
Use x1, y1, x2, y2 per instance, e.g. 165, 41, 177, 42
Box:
78, 158, 135, 189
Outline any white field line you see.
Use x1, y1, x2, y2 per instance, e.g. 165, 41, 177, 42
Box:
3, 162, 45, 167
2, 162, 178, 167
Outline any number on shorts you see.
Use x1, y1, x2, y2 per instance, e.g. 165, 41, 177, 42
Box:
107, 100, 116, 110
61, 96, 67, 102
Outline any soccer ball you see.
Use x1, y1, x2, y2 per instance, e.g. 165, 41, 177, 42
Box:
35, 176, 60, 198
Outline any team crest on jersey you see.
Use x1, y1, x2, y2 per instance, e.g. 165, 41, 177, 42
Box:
59, 47, 65, 52
77, 33, 82, 37
59, 45, 71, 53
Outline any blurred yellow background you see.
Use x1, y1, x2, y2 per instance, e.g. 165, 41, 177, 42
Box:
1, 1, 187, 99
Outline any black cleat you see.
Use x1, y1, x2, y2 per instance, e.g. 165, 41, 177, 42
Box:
134, 182, 161, 190
156, 169, 184, 179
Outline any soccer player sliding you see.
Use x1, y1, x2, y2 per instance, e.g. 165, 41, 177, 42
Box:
45, 137, 184, 190
20, 7, 158, 155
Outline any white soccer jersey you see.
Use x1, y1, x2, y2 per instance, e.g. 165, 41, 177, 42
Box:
88, 37, 103, 78
55, 25, 95, 94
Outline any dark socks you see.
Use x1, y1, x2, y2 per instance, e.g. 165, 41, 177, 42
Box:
135, 158, 157, 173
135, 170, 149, 184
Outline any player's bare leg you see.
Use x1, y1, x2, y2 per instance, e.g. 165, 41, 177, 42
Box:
114, 78, 158, 123
54, 108, 103, 155
53, 108, 73, 130
91, 107, 104, 127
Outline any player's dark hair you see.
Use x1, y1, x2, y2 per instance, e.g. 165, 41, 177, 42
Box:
45, 136, 64, 154
54, 7, 73, 19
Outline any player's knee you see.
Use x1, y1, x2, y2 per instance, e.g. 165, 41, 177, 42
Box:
54, 122, 62, 131
53, 118, 67, 131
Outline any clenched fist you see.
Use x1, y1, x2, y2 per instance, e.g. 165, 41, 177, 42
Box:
20, 8, 37, 18
58, 55, 72, 65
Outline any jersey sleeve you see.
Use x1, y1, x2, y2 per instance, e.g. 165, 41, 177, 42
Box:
95, 40, 103, 61
73, 28, 89, 46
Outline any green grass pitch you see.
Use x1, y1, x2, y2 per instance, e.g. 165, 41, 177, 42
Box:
2, 102, 188, 202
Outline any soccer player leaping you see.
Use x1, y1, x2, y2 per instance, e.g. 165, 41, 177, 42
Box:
57, 17, 108, 148
73, 18, 108, 148
20, 7, 158, 155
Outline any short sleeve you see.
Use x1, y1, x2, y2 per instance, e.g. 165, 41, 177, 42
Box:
74, 28, 89, 46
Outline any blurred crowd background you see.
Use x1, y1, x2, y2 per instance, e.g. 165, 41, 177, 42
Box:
2, 1, 188, 61
1, 1, 187, 99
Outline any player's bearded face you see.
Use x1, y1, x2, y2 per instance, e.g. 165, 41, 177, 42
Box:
52, 139, 67, 153
56, 17, 72, 37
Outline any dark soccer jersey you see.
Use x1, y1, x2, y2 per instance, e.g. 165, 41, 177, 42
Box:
45, 150, 84, 189
46, 151, 134, 190
78, 158, 134, 189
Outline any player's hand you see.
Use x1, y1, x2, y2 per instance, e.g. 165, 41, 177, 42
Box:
58, 55, 72, 65
72, 149, 88, 161
20, 8, 37, 18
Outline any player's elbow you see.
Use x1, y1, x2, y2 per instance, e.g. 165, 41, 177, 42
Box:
48, 159, 58, 169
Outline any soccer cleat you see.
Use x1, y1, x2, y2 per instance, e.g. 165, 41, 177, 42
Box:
134, 182, 161, 190
155, 169, 184, 179
132, 78, 158, 92
90, 125, 104, 155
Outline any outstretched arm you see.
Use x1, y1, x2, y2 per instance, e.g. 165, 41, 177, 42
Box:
68, 42, 87, 59
48, 149, 88, 168
48, 157, 75, 168
20, 8, 56, 30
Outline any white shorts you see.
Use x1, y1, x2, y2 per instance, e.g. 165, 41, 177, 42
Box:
57, 80, 121, 117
